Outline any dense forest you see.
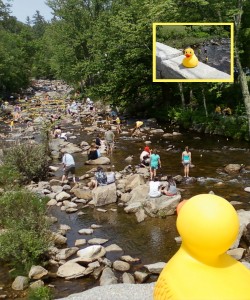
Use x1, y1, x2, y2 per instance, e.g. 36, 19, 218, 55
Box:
0, 0, 250, 139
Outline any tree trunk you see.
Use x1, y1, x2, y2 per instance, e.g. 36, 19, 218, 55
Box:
234, 0, 250, 137
202, 88, 208, 117
178, 83, 185, 108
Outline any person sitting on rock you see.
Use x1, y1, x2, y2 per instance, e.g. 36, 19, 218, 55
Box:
89, 166, 107, 189
161, 176, 177, 196
87, 143, 99, 160
53, 126, 62, 138
148, 176, 162, 198
106, 166, 115, 184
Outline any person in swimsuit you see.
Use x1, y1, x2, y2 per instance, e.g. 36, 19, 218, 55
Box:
150, 149, 161, 180
182, 146, 192, 177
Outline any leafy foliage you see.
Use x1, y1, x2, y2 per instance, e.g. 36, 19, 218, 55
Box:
27, 286, 53, 300
0, 165, 21, 188
0, 190, 51, 272
4, 143, 49, 183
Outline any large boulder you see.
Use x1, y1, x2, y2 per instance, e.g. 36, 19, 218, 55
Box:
144, 194, 181, 217
128, 184, 149, 204
224, 164, 242, 174
92, 183, 117, 206
85, 157, 110, 165
72, 188, 92, 200
125, 174, 145, 192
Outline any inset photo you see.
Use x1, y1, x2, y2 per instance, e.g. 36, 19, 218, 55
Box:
153, 23, 234, 82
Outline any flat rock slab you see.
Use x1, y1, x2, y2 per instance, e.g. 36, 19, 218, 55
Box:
88, 238, 109, 245
144, 262, 166, 274
78, 228, 94, 235
105, 244, 123, 252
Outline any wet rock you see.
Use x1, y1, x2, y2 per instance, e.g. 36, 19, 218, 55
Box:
92, 183, 117, 206
63, 184, 71, 191
50, 179, 62, 186
77, 245, 106, 262
135, 208, 147, 223
122, 272, 135, 284
113, 260, 130, 272
85, 157, 110, 165
124, 202, 141, 214
144, 262, 166, 274
224, 164, 242, 174
150, 129, 164, 134
134, 271, 149, 283
125, 174, 145, 192
244, 187, 250, 193
144, 194, 181, 217
128, 184, 149, 204
88, 238, 109, 245
120, 255, 140, 263
29, 280, 44, 289
78, 228, 94, 235
120, 193, 132, 203
57, 262, 86, 278
91, 224, 103, 229
60, 224, 71, 232
71, 188, 92, 200
75, 239, 86, 246
56, 191, 71, 201
173, 175, 183, 183
56, 247, 79, 260
172, 132, 182, 136
51, 185, 63, 193
51, 232, 67, 245
28, 266, 48, 280
105, 244, 123, 252
47, 199, 57, 206
231, 210, 250, 248
12, 276, 29, 291
100, 267, 118, 286
61, 144, 82, 154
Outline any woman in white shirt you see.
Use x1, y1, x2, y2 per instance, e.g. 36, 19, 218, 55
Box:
148, 177, 162, 198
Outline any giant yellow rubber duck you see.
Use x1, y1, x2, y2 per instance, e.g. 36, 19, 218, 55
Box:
182, 48, 198, 68
154, 194, 250, 300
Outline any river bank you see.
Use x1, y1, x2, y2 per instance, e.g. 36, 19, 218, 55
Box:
1, 80, 250, 299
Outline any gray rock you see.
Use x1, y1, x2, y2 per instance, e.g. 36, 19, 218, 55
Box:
134, 271, 149, 283
227, 248, 245, 260
75, 239, 86, 246
125, 174, 145, 192
100, 267, 118, 286
47, 199, 57, 206
85, 157, 110, 165
51, 232, 67, 245
105, 244, 123, 252
51, 185, 63, 193
122, 272, 135, 284
88, 238, 109, 245
56, 191, 71, 201
72, 188, 92, 200
78, 228, 94, 235
29, 280, 44, 289
56, 247, 79, 260
57, 262, 86, 278
113, 260, 130, 272
28, 265, 48, 280
92, 183, 117, 207
135, 208, 146, 223
124, 202, 141, 213
144, 262, 166, 274
224, 164, 242, 174
120, 255, 140, 263
12, 276, 29, 291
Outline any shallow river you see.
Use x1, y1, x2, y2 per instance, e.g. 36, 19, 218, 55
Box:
1, 118, 250, 299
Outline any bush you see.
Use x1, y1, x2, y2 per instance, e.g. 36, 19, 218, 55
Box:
4, 143, 49, 183
0, 165, 21, 188
0, 190, 51, 272
27, 286, 53, 300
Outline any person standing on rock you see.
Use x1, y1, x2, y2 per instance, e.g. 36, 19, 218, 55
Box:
150, 149, 161, 180
104, 126, 115, 156
182, 146, 191, 178
62, 151, 76, 183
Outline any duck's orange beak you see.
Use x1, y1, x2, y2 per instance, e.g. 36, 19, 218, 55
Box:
185, 54, 191, 58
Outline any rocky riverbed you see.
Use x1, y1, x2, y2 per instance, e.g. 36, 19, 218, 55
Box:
1, 80, 250, 299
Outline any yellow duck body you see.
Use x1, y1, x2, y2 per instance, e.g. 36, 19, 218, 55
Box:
182, 48, 198, 68
154, 194, 250, 300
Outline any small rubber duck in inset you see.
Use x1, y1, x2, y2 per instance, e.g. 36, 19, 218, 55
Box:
154, 194, 250, 300
182, 47, 199, 68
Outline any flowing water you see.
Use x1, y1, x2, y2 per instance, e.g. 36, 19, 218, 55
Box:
1, 118, 250, 299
